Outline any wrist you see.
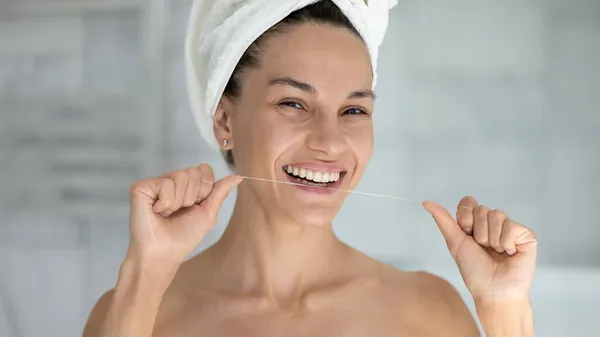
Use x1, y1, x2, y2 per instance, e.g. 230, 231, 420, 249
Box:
475, 299, 534, 337
119, 252, 179, 291
100, 254, 176, 337
475, 298, 531, 315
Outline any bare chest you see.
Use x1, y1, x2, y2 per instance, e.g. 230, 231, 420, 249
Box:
152, 297, 420, 337
153, 313, 417, 337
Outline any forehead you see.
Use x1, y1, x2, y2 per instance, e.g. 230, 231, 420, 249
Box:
257, 24, 373, 89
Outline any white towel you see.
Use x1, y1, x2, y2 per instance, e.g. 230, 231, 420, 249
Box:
185, 0, 397, 151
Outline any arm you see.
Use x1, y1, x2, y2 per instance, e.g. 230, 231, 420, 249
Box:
423, 198, 538, 337
475, 300, 534, 337
81, 167, 241, 337
82, 255, 177, 337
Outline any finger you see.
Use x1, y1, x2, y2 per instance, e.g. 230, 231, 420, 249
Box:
456, 196, 478, 235
202, 175, 244, 216
196, 164, 216, 203
130, 179, 160, 205
152, 177, 176, 216
182, 167, 202, 208
488, 209, 508, 253
473, 205, 490, 247
423, 201, 467, 258
161, 171, 190, 216
500, 220, 538, 255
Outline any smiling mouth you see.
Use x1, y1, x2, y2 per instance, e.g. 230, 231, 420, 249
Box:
282, 165, 346, 188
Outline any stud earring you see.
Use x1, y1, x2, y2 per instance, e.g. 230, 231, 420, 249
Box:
222, 139, 229, 146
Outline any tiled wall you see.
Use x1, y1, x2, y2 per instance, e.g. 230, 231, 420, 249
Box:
0, 0, 599, 336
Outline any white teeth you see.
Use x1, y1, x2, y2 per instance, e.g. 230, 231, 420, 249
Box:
284, 165, 342, 184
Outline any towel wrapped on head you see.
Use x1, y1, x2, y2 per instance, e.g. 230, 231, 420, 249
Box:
185, 0, 397, 151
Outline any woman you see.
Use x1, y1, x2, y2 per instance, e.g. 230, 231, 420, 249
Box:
83, 1, 537, 336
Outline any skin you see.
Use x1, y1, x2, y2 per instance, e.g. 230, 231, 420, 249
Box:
82, 23, 537, 337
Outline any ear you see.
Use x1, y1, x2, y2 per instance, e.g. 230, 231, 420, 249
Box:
213, 97, 234, 149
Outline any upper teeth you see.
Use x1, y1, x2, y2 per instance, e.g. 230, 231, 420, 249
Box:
285, 165, 341, 183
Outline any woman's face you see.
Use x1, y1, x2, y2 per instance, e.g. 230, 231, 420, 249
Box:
218, 23, 374, 226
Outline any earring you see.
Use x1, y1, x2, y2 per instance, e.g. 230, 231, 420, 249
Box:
222, 139, 229, 146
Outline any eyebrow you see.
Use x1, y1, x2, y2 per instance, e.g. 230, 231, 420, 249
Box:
348, 89, 376, 100
268, 76, 376, 100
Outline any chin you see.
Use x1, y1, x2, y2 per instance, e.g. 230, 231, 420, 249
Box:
286, 204, 341, 227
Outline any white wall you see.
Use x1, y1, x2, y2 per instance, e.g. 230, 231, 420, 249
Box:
0, 0, 599, 336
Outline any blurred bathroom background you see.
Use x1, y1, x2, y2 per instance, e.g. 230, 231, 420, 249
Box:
0, 0, 598, 336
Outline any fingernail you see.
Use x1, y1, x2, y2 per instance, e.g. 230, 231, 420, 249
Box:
464, 228, 473, 235
506, 250, 515, 256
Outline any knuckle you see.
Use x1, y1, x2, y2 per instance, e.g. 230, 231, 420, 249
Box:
474, 205, 489, 217
172, 170, 189, 182
197, 163, 215, 181
185, 168, 202, 185
129, 180, 145, 197
460, 195, 477, 206
185, 166, 199, 176
488, 209, 506, 222
508, 219, 522, 228
159, 176, 175, 189
506, 220, 521, 234
158, 178, 175, 204
528, 228, 537, 238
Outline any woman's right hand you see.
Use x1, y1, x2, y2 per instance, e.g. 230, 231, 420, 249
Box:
127, 164, 243, 271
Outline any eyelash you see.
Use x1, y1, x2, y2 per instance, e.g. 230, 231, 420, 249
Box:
279, 101, 368, 116
343, 108, 368, 116
280, 101, 304, 110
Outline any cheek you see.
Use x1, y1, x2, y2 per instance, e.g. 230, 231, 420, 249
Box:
256, 125, 292, 162
346, 122, 374, 164
233, 108, 295, 171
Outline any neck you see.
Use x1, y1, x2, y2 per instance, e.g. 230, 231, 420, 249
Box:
206, 185, 349, 303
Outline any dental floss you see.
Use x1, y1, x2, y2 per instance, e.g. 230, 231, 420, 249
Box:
237, 176, 423, 203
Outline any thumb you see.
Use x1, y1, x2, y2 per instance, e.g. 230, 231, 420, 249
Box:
423, 201, 467, 258
202, 175, 244, 214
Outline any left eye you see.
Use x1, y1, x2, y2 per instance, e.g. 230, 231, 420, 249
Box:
343, 108, 367, 115
280, 101, 304, 109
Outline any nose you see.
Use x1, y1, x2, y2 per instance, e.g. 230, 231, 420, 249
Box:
305, 115, 347, 157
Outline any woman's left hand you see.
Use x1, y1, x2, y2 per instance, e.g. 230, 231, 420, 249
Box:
423, 196, 537, 302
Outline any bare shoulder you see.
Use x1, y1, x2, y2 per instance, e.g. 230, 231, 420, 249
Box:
378, 266, 481, 337
81, 270, 202, 337
82, 289, 115, 337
